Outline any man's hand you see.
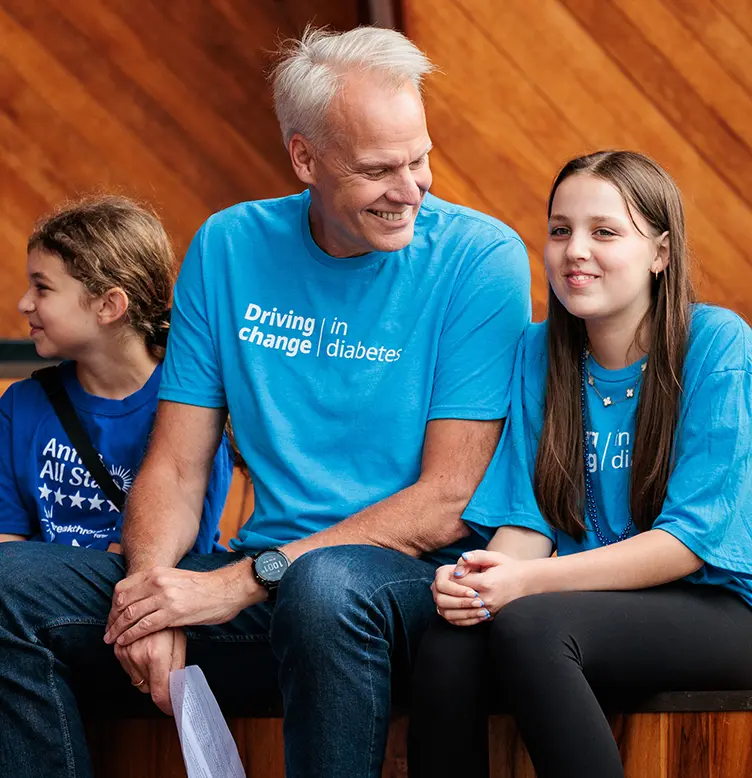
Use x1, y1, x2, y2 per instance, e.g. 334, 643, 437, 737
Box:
115, 627, 187, 715
433, 550, 534, 626
104, 562, 265, 646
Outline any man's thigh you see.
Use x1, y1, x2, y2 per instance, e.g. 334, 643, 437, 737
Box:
0, 544, 278, 714
273, 545, 438, 670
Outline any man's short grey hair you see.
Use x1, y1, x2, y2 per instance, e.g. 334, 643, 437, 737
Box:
272, 26, 435, 148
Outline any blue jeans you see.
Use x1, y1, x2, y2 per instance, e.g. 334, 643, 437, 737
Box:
0, 541, 437, 778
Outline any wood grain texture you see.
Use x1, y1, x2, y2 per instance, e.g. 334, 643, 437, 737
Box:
403, 0, 752, 321
84, 712, 752, 777
0, 0, 360, 338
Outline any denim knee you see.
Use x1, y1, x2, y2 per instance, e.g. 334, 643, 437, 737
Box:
273, 546, 377, 638
269, 544, 433, 656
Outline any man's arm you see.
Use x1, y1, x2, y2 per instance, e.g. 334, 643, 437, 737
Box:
281, 417, 502, 561
121, 400, 227, 573
106, 415, 503, 647
212, 417, 503, 608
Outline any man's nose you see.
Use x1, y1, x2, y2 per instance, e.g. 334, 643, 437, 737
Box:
386, 168, 423, 206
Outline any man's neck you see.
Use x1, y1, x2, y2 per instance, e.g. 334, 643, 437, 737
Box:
308, 196, 368, 259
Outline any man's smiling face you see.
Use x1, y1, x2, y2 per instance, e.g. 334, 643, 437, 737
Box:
300, 72, 433, 258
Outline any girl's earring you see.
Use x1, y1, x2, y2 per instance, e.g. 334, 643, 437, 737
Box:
654, 268, 659, 281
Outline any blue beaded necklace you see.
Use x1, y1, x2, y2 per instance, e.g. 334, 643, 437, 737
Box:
579, 347, 635, 546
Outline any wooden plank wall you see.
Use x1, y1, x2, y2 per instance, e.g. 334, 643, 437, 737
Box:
0, 0, 360, 338
403, 0, 752, 321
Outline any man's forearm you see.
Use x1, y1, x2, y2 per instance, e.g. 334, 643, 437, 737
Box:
121, 462, 204, 573
283, 478, 471, 563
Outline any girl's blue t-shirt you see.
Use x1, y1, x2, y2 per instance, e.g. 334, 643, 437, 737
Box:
464, 304, 752, 606
0, 361, 232, 552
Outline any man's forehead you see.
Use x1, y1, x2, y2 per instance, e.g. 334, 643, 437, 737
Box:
327, 74, 427, 141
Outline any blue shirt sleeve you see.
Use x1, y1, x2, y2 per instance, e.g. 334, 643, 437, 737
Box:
654, 367, 752, 574
0, 386, 34, 536
462, 331, 556, 543
160, 225, 226, 408
428, 235, 531, 421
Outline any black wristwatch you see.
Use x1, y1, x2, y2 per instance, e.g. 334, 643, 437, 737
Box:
250, 548, 290, 594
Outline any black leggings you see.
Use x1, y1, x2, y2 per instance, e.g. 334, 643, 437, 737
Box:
408, 584, 752, 778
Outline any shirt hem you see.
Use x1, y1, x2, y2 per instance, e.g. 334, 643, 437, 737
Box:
158, 389, 226, 409
654, 524, 752, 576
463, 510, 555, 541
427, 407, 506, 422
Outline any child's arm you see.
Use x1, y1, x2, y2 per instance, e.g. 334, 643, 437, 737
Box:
485, 525, 553, 560
0, 534, 27, 542
508, 528, 701, 595
439, 529, 702, 626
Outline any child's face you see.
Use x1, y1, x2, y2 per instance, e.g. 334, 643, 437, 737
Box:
18, 249, 101, 360
544, 173, 667, 326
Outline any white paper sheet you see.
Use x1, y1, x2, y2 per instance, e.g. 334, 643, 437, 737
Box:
170, 665, 246, 778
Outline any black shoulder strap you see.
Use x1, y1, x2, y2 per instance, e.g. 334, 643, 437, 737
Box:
32, 366, 126, 512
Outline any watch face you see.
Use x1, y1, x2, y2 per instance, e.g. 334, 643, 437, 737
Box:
255, 550, 289, 583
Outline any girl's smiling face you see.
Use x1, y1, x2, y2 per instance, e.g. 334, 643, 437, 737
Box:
18, 249, 102, 360
545, 173, 668, 326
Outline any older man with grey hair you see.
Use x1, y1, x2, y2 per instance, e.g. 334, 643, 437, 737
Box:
0, 26, 530, 778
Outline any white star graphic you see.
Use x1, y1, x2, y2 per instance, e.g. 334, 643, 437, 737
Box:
88, 494, 104, 510
107, 501, 120, 513
69, 491, 86, 509
38, 483, 52, 501
53, 488, 66, 505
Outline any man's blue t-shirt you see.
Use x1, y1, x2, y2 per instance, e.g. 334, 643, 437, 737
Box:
464, 304, 752, 605
159, 190, 531, 565
0, 361, 231, 551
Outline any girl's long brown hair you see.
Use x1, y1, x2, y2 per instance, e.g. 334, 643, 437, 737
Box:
534, 151, 696, 540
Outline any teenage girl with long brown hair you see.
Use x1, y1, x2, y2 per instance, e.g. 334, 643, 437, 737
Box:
409, 151, 752, 778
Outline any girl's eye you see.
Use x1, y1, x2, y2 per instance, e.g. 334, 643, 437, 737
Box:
549, 226, 570, 237
595, 228, 617, 237
35, 284, 49, 293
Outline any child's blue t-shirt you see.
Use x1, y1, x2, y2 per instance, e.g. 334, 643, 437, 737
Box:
159, 190, 532, 565
464, 304, 752, 606
0, 361, 232, 552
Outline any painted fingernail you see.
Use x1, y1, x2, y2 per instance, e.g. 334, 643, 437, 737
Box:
483, 609, 491, 619
461, 552, 472, 562
474, 599, 485, 608
453, 570, 465, 578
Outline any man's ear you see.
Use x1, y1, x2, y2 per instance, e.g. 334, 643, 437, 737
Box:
95, 287, 129, 326
653, 231, 670, 274
289, 134, 318, 186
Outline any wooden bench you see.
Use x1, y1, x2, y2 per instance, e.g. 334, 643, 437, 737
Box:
84, 691, 752, 777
